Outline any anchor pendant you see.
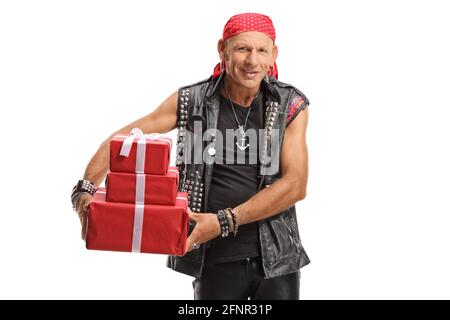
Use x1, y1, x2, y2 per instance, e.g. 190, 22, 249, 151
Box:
236, 125, 249, 151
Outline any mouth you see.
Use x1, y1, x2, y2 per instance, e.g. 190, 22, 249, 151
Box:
241, 69, 260, 79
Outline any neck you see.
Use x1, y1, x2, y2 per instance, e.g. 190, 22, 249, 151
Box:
221, 75, 261, 107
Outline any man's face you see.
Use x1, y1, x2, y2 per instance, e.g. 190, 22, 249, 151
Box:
218, 31, 278, 90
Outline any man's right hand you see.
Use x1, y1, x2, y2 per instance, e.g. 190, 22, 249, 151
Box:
76, 193, 93, 241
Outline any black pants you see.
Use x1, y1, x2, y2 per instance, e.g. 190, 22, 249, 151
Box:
193, 256, 300, 300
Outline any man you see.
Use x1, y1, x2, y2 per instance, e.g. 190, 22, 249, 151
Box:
71, 13, 310, 300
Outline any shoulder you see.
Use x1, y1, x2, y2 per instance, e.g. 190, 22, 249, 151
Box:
177, 76, 217, 106
271, 79, 310, 106
269, 78, 310, 127
179, 76, 214, 92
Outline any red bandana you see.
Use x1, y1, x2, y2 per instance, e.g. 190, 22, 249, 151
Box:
212, 13, 278, 79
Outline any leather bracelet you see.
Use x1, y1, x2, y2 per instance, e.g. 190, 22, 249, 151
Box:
71, 192, 84, 211
224, 209, 234, 234
225, 207, 239, 237
71, 179, 97, 210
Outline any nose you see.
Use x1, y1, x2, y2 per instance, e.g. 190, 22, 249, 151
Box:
245, 49, 258, 65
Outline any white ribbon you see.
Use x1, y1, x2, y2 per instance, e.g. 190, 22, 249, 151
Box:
117, 128, 173, 253
132, 173, 146, 252
168, 168, 179, 181
176, 195, 188, 206
132, 204, 144, 253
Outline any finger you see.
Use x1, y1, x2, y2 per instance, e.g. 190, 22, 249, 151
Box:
81, 213, 88, 241
185, 235, 198, 255
188, 209, 199, 222
76, 200, 83, 213
81, 221, 86, 241
185, 235, 193, 254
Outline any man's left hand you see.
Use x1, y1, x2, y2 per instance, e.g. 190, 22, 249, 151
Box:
185, 208, 221, 254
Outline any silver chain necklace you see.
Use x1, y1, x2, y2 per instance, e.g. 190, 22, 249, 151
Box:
224, 82, 260, 151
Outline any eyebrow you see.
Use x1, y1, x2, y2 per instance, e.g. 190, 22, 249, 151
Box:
233, 43, 270, 49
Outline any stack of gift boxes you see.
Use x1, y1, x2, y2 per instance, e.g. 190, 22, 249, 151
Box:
86, 128, 189, 256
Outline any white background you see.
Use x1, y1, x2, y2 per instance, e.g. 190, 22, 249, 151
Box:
1, 0, 449, 299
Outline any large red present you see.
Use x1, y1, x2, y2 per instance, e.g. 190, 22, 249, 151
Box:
110, 128, 172, 175
105, 167, 179, 205
86, 189, 189, 256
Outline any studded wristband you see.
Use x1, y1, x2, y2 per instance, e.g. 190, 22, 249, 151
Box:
217, 210, 230, 238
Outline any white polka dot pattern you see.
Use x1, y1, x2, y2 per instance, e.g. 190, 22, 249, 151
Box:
223, 13, 276, 41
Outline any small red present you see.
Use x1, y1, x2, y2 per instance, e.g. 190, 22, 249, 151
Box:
86, 188, 189, 256
106, 167, 179, 205
110, 128, 172, 175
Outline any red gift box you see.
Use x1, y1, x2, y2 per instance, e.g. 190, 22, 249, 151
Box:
105, 167, 179, 205
87, 189, 189, 256
110, 130, 172, 175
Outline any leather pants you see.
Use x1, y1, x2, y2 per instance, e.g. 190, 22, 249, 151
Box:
193, 256, 300, 300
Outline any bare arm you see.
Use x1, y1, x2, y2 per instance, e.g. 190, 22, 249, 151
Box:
233, 106, 309, 225
83, 91, 178, 186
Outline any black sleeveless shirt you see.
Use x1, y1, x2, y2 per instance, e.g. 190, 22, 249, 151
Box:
205, 91, 265, 264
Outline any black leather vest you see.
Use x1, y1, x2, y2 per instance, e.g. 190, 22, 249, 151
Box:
166, 73, 311, 279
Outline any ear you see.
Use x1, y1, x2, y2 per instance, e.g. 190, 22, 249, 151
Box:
217, 39, 226, 60
272, 44, 279, 64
